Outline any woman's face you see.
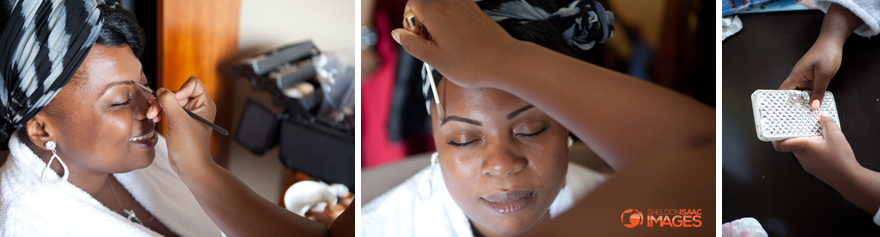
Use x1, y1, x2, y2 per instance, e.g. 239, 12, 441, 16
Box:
432, 80, 569, 235
40, 44, 157, 175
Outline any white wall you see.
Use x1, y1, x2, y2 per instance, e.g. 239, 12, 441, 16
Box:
229, 0, 356, 202
238, 0, 356, 57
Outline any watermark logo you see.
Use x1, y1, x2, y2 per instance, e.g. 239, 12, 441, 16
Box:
621, 209, 702, 228
620, 209, 643, 228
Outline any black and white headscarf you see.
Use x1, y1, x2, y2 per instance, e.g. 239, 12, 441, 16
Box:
0, 0, 103, 148
422, 0, 615, 115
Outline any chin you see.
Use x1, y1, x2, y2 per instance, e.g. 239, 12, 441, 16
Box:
130, 150, 156, 170
479, 214, 544, 236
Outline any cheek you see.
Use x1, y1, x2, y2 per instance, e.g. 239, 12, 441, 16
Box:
528, 132, 569, 190
58, 109, 139, 172
439, 155, 481, 200
83, 110, 132, 144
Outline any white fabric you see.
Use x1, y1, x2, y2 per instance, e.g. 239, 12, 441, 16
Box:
873, 206, 880, 226
722, 217, 768, 237
722, 16, 743, 41
816, 0, 880, 37
0, 132, 222, 236
362, 161, 605, 236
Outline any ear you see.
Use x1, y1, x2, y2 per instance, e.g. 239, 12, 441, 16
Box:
23, 112, 58, 151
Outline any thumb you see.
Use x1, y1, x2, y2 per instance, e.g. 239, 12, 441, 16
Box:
818, 111, 843, 140
392, 29, 437, 63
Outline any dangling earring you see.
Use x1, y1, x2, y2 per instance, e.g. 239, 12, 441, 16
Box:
41, 141, 69, 186
568, 136, 574, 148
419, 152, 439, 200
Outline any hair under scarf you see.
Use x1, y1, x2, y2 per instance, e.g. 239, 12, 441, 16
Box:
0, 0, 103, 150
422, 0, 615, 115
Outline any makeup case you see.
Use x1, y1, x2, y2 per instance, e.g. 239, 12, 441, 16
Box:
234, 41, 354, 190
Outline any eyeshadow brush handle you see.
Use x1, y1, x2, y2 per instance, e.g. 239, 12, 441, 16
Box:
184, 109, 229, 136
405, 11, 444, 118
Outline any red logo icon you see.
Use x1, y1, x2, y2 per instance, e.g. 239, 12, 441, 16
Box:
621, 209, 644, 228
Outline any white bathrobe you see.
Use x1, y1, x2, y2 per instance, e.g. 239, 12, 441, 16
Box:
816, 0, 880, 37
0, 133, 222, 236
362, 161, 605, 237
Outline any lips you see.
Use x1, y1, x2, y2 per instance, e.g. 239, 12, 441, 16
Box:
480, 190, 535, 216
129, 130, 156, 142
129, 122, 159, 149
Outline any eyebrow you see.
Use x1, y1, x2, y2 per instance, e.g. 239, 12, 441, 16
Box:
101, 80, 136, 96
441, 116, 482, 126
439, 104, 535, 126
506, 105, 535, 120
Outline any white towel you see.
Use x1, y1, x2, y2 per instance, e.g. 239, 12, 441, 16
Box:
816, 0, 880, 37
0, 132, 222, 236
362, 161, 605, 236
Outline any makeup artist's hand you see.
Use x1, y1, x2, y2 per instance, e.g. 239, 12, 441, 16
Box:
392, 0, 522, 88
154, 76, 217, 171
772, 112, 857, 184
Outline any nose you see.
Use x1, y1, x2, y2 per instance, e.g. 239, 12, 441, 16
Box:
133, 87, 150, 120
480, 140, 527, 177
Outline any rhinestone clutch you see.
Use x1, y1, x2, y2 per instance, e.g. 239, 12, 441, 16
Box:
751, 90, 841, 142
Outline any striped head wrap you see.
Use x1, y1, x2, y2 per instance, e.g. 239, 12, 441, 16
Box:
0, 0, 103, 149
422, 0, 615, 115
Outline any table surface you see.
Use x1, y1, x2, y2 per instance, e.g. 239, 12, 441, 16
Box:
723, 11, 880, 235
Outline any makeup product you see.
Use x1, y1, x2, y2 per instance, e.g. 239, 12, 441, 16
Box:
404, 11, 444, 118
283, 82, 316, 99
137, 83, 230, 136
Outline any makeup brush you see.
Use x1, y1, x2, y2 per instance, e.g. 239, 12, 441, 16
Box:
404, 11, 444, 119
137, 83, 230, 136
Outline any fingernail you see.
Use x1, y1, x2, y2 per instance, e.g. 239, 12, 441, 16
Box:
821, 111, 829, 118
391, 30, 401, 44
811, 100, 821, 110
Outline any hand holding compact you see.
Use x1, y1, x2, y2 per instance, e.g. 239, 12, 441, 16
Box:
779, 40, 843, 110
772, 112, 858, 183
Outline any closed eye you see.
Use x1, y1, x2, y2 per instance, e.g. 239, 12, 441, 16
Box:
519, 126, 549, 137
447, 139, 479, 147
112, 98, 133, 107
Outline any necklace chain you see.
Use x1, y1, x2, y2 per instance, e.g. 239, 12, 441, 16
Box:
106, 175, 142, 224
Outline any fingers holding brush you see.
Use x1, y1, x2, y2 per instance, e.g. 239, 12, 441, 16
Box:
146, 96, 162, 123
172, 76, 216, 121
156, 86, 214, 171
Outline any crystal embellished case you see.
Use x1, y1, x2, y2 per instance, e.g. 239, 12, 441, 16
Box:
751, 90, 841, 142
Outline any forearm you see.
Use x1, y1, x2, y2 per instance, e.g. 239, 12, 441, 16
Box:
361, 0, 378, 26
329, 201, 355, 237
528, 145, 714, 235
823, 165, 880, 215
491, 41, 714, 169
175, 161, 329, 237
817, 3, 863, 47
